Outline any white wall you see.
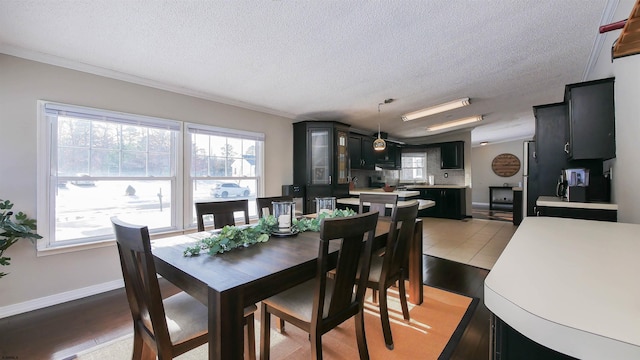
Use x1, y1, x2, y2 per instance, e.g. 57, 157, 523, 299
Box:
0, 54, 294, 314
587, 0, 640, 224
471, 139, 528, 205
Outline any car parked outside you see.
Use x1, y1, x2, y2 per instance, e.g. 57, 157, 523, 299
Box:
211, 183, 251, 198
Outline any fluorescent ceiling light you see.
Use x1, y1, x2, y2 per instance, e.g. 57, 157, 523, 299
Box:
402, 98, 470, 121
426, 115, 483, 132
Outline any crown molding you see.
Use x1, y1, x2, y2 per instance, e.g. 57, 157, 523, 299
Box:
0, 45, 296, 120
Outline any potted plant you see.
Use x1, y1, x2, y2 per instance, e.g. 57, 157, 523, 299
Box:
0, 199, 42, 278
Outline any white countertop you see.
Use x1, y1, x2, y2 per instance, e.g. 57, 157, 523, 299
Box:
349, 188, 420, 198
485, 217, 640, 359
536, 196, 618, 210
404, 184, 467, 189
337, 197, 435, 211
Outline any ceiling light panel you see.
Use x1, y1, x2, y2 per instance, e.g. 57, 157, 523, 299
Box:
426, 115, 483, 132
402, 98, 470, 121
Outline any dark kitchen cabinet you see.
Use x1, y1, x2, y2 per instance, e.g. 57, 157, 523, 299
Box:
533, 103, 569, 201
418, 187, 466, 220
294, 121, 350, 213
491, 314, 577, 360
348, 133, 376, 170
440, 141, 464, 169
375, 142, 401, 169
564, 77, 615, 160
536, 206, 617, 222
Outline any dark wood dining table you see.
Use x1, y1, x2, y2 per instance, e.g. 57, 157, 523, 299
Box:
152, 218, 423, 360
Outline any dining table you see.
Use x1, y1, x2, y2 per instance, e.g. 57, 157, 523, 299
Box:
152, 217, 424, 360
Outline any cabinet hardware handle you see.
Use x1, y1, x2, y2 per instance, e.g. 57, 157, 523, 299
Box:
564, 142, 570, 154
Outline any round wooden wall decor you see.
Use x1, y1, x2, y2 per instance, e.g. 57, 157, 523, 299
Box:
491, 153, 521, 177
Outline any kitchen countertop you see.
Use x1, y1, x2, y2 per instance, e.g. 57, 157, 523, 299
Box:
349, 188, 420, 198
536, 196, 618, 210
484, 217, 640, 359
337, 197, 435, 211
404, 184, 468, 189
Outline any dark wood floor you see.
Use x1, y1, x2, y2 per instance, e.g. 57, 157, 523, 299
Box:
0, 255, 490, 360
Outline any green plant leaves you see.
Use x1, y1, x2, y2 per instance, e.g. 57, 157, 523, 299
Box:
182, 209, 356, 257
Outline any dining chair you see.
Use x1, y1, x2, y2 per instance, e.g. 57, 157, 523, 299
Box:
364, 201, 419, 350
111, 217, 257, 360
195, 199, 250, 231
256, 196, 293, 218
358, 193, 398, 218
260, 211, 380, 360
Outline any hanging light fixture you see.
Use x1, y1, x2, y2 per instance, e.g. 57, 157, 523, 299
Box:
373, 99, 393, 151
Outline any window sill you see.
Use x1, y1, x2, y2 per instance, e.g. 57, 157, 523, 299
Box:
36, 228, 195, 257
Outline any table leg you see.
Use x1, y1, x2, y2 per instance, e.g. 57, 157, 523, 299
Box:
408, 219, 423, 305
209, 288, 244, 359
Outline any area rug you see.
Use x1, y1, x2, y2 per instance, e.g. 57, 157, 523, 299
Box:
74, 285, 476, 360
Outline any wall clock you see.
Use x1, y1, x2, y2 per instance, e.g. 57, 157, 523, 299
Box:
491, 153, 521, 177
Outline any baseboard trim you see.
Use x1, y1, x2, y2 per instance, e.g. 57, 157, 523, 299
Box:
472, 202, 490, 208
0, 279, 124, 319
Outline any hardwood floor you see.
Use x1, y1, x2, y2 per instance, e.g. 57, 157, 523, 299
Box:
0, 255, 490, 360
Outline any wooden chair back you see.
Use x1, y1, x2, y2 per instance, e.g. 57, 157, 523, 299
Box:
111, 217, 193, 357
381, 201, 420, 283
256, 196, 293, 218
195, 199, 250, 231
314, 211, 379, 330
358, 193, 398, 218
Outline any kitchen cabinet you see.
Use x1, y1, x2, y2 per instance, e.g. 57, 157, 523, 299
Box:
564, 77, 615, 160
440, 141, 464, 169
418, 187, 466, 220
294, 121, 350, 213
374, 142, 401, 169
348, 133, 376, 170
536, 206, 617, 222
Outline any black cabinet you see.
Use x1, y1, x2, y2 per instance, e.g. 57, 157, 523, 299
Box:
492, 314, 577, 360
348, 133, 376, 170
418, 188, 466, 220
374, 142, 401, 169
294, 121, 350, 213
537, 206, 617, 222
533, 103, 569, 199
440, 141, 464, 169
564, 77, 615, 160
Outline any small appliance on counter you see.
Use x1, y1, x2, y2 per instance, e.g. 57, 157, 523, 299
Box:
556, 168, 589, 202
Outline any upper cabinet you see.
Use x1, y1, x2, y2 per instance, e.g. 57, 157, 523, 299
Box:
440, 141, 464, 169
564, 77, 616, 160
348, 133, 376, 170
293, 121, 350, 186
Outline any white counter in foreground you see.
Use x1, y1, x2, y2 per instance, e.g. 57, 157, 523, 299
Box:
337, 197, 435, 211
485, 217, 640, 359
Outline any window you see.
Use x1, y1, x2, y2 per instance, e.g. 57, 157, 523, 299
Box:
400, 151, 427, 182
37, 102, 264, 252
186, 123, 264, 227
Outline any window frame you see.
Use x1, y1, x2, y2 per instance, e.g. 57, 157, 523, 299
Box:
36, 101, 265, 255
400, 151, 428, 182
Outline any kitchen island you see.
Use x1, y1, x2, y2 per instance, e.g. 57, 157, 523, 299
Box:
485, 216, 640, 359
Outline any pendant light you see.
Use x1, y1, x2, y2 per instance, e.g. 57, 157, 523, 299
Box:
373, 99, 393, 151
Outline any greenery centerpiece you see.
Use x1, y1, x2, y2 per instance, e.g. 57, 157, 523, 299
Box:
0, 199, 42, 278
183, 208, 356, 257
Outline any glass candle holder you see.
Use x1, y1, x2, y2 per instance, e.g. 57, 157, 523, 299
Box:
315, 197, 336, 215
272, 201, 295, 232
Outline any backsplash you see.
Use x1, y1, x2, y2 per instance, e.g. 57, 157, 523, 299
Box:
349, 146, 465, 188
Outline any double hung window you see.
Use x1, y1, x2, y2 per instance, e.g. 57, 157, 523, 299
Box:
400, 151, 428, 182
37, 101, 264, 252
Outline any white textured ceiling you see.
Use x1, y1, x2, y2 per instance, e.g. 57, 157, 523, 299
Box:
0, 0, 613, 145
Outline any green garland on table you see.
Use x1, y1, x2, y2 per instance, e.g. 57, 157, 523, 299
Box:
183, 208, 356, 257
